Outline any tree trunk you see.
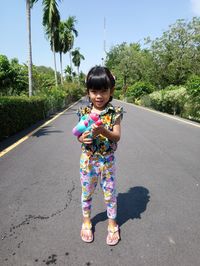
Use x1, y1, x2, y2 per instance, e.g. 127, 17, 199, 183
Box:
60, 52, 63, 85
69, 50, 72, 69
26, 0, 33, 97
52, 38, 58, 86
69, 50, 73, 81
77, 66, 80, 84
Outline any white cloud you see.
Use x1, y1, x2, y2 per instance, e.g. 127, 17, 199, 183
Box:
190, 0, 200, 15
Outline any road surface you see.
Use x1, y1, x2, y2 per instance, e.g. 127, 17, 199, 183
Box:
0, 98, 200, 266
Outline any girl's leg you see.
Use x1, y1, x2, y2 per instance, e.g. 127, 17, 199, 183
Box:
100, 154, 120, 245
80, 154, 99, 242
100, 154, 117, 220
80, 154, 98, 219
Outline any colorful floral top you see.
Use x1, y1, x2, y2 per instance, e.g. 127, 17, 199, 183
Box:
77, 103, 123, 156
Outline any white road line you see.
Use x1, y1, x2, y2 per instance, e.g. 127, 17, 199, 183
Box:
115, 99, 200, 128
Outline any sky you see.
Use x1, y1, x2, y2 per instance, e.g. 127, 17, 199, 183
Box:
0, 0, 200, 75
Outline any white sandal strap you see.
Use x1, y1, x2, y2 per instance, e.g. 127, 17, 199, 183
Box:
82, 223, 92, 230
107, 225, 119, 234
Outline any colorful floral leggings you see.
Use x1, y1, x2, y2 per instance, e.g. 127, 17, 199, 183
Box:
80, 152, 117, 219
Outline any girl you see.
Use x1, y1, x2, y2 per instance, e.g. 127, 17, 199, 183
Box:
77, 66, 123, 245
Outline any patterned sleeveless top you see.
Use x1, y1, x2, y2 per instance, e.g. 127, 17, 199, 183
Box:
77, 103, 123, 156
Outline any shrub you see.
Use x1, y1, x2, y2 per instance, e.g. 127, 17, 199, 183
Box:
0, 82, 85, 140
113, 89, 122, 99
126, 81, 154, 102
140, 87, 187, 115
63, 82, 85, 102
162, 87, 187, 115
0, 96, 46, 140
186, 75, 200, 101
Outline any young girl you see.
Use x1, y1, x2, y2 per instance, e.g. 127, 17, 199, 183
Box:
76, 66, 123, 245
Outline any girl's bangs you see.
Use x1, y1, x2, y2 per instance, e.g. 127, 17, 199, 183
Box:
87, 74, 111, 90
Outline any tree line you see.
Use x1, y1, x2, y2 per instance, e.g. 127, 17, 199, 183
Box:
105, 17, 200, 121
106, 17, 200, 93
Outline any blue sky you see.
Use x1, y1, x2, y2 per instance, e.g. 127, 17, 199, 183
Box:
0, 0, 199, 74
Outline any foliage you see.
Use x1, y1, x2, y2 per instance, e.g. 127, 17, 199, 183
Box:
105, 17, 200, 91
72, 48, 85, 75
0, 96, 46, 140
186, 74, 200, 101
145, 17, 200, 88
126, 81, 154, 102
0, 55, 14, 93
0, 55, 28, 96
140, 86, 188, 115
0, 80, 85, 140
63, 81, 85, 101
106, 43, 152, 92
32, 65, 55, 94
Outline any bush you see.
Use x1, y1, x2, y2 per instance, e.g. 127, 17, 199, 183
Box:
186, 75, 200, 101
162, 87, 187, 115
182, 101, 200, 121
113, 89, 122, 99
63, 82, 85, 102
140, 86, 187, 115
36, 82, 85, 115
0, 82, 85, 140
126, 81, 154, 102
0, 96, 46, 140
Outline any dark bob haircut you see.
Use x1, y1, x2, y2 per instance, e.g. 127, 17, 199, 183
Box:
86, 66, 115, 92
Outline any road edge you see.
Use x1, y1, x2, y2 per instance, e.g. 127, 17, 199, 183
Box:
0, 98, 82, 158
115, 99, 200, 129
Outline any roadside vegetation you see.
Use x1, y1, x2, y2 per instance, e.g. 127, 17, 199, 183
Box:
106, 17, 200, 122
0, 2, 199, 142
0, 0, 85, 141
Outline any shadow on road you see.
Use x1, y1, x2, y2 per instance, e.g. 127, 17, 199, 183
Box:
33, 125, 63, 138
92, 186, 150, 228
117, 186, 150, 227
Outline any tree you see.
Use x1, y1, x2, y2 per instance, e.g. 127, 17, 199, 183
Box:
105, 17, 200, 91
72, 48, 85, 79
149, 17, 200, 88
64, 16, 78, 71
0, 55, 28, 96
64, 65, 72, 82
57, 21, 66, 84
56, 18, 78, 84
0, 55, 13, 95
42, 0, 61, 86
106, 43, 149, 93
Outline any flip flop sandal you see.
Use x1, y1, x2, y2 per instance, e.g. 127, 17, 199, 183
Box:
106, 225, 120, 246
81, 223, 94, 243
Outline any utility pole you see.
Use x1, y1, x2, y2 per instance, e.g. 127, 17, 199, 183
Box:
102, 17, 106, 66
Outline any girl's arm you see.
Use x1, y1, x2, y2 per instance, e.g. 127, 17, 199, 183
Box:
92, 117, 121, 142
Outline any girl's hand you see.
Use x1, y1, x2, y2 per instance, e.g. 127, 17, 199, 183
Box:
91, 124, 105, 138
78, 131, 93, 144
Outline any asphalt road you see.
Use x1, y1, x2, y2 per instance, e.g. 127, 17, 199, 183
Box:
0, 98, 200, 266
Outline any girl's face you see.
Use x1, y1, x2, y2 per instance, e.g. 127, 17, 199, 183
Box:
88, 88, 113, 110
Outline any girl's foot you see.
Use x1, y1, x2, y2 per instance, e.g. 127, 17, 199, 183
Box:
81, 222, 93, 243
106, 224, 120, 246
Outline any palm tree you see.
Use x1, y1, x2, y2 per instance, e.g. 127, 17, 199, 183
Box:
72, 48, 85, 80
42, 0, 61, 86
57, 21, 65, 84
64, 65, 72, 82
56, 20, 74, 84
64, 16, 78, 71
26, 0, 38, 96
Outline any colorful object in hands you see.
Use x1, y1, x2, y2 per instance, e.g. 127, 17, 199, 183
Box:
72, 113, 102, 137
